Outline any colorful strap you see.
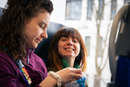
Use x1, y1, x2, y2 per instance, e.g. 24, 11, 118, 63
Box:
16, 59, 32, 87
20, 67, 32, 87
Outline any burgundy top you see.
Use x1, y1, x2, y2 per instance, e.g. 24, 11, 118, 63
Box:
0, 49, 47, 87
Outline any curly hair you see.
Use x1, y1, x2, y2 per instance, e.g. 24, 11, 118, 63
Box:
0, 0, 53, 60
48, 27, 88, 72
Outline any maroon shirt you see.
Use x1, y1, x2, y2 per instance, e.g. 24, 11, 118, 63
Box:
0, 49, 47, 87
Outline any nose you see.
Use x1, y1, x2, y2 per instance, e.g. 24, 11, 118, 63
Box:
41, 30, 48, 39
67, 39, 73, 46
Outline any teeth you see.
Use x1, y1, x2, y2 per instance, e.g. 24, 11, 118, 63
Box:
66, 48, 73, 51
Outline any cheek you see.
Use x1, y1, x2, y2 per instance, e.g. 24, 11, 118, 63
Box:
58, 47, 62, 56
58, 41, 63, 49
58, 42, 64, 55
76, 44, 80, 54
25, 32, 33, 42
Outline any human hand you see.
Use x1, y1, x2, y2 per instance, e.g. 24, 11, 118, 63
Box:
55, 67, 83, 84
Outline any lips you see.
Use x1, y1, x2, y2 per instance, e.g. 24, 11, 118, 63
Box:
36, 38, 42, 43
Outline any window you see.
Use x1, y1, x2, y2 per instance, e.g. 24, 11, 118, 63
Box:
87, 0, 93, 20
124, 0, 130, 4
65, 0, 82, 20
97, 0, 104, 20
85, 36, 91, 56
110, 0, 117, 19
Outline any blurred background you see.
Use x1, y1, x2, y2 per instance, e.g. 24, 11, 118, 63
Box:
1, 0, 130, 87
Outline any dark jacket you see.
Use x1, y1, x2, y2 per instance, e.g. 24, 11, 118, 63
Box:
0, 49, 47, 87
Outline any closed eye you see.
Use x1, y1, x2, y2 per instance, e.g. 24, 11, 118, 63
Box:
39, 24, 46, 29
39, 22, 47, 29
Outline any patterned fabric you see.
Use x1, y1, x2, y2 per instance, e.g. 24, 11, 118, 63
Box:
15, 58, 32, 87
20, 67, 32, 86
65, 76, 86, 87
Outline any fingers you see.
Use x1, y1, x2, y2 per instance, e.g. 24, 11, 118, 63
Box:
72, 73, 83, 80
71, 68, 82, 74
66, 67, 83, 80
56, 67, 83, 83
66, 67, 82, 75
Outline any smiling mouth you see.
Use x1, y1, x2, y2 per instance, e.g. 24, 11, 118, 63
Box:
36, 38, 41, 43
65, 48, 74, 51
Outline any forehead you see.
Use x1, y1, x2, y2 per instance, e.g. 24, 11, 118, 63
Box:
36, 11, 50, 26
61, 36, 78, 39
59, 28, 82, 43
59, 29, 79, 38
26, 10, 50, 27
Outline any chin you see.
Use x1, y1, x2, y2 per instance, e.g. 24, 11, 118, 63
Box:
65, 55, 73, 58
34, 45, 38, 48
30, 44, 38, 48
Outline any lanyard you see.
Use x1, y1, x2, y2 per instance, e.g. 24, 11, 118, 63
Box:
16, 58, 32, 87
20, 67, 32, 87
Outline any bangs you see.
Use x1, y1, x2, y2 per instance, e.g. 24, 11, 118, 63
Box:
58, 27, 81, 42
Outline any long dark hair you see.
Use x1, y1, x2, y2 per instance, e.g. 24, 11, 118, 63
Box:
0, 0, 53, 60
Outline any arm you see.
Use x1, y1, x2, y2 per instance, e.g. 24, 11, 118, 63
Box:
39, 67, 82, 87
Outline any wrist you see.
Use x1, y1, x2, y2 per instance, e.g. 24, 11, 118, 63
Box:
48, 71, 62, 87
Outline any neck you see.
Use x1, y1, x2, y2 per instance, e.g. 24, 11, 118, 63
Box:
63, 57, 75, 68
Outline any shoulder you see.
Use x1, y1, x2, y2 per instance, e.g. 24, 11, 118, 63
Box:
0, 50, 17, 73
0, 50, 9, 59
0, 50, 13, 64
